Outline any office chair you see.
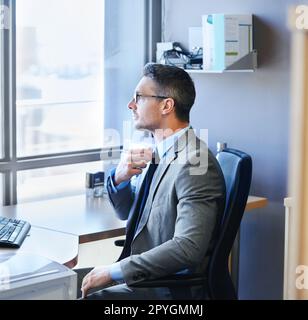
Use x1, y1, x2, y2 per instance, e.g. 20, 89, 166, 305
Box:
117, 148, 252, 300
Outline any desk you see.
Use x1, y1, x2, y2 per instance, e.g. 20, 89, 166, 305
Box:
1, 194, 267, 295
0, 195, 126, 244
245, 196, 267, 211
0, 226, 79, 268
1, 194, 265, 244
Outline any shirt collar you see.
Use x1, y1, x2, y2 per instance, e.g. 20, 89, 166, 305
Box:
156, 126, 190, 159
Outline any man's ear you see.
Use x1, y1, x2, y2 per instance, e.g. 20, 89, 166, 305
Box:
161, 98, 175, 115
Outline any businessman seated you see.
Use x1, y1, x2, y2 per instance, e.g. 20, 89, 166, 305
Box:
80, 63, 226, 300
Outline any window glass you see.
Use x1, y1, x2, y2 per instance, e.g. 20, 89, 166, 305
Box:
0, 3, 5, 158
0, 173, 3, 205
16, 0, 104, 156
17, 161, 110, 203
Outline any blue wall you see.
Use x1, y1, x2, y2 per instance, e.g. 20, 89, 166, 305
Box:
163, 0, 307, 299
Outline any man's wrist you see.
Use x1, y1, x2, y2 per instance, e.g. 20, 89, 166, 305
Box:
105, 268, 113, 283
109, 169, 130, 192
114, 172, 123, 186
108, 262, 124, 281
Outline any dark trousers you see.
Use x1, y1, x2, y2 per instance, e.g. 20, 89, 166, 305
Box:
75, 267, 174, 300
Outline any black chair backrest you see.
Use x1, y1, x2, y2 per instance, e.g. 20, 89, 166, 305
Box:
208, 148, 252, 300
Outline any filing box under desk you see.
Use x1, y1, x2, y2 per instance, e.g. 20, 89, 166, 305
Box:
0, 252, 77, 300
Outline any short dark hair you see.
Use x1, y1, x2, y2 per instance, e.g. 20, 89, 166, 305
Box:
143, 63, 195, 122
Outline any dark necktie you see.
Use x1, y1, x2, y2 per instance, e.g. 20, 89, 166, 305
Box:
118, 152, 159, 261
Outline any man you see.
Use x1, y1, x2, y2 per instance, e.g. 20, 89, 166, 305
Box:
81, 63, 226, 299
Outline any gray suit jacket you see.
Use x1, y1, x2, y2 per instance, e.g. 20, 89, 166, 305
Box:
107, 129, 226, 286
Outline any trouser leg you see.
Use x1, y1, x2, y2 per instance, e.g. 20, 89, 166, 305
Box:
85, 283, 173, 300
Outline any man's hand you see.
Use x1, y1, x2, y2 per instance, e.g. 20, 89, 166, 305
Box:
114, 148, 152, 186
81, 266, 113, 298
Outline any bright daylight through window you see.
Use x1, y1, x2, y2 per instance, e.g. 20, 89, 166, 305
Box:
0, 18, 3, 159
17, 161, 103, 203
0, 0, 146, 204
16, 0, 104, 157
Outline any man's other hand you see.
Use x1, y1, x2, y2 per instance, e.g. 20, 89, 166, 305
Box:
81, 266, 113, 298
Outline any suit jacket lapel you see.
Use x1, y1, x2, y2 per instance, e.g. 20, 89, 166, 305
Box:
150, 127, 193, 201
133, 129, 195, 240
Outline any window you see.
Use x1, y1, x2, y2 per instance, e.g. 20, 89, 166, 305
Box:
16, 0, 104, 156
0, 0, 155, 205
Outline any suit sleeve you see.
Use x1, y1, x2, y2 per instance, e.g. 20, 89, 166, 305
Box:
119, 151, 226, 285
107, 168, 135, 221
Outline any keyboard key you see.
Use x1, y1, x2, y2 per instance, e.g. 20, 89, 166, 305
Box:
1, 233, 10, 241
0, 226, 9, 238
8, 229, 21, 242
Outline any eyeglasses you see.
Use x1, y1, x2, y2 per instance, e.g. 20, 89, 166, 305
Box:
133, 93, 169, 104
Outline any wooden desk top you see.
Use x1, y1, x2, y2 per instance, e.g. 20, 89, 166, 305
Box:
0, 226, 79, 268
246, 196, 268, 211
1, 195, 126, 244
1, 195, 267, 245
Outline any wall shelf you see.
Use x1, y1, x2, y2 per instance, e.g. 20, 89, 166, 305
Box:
186, 50, 258, 74
186, 69, 255, 74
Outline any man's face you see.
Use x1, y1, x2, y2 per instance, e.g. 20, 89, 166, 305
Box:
128, 77, 165, 132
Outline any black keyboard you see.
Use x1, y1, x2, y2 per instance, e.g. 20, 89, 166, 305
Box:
0, 217, 31, 248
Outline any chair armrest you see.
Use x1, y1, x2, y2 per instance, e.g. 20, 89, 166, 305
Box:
131, 274, 206, 288
114, 239, 125, 247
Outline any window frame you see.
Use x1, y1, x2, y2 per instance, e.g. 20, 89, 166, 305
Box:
0, 0, 161, 206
